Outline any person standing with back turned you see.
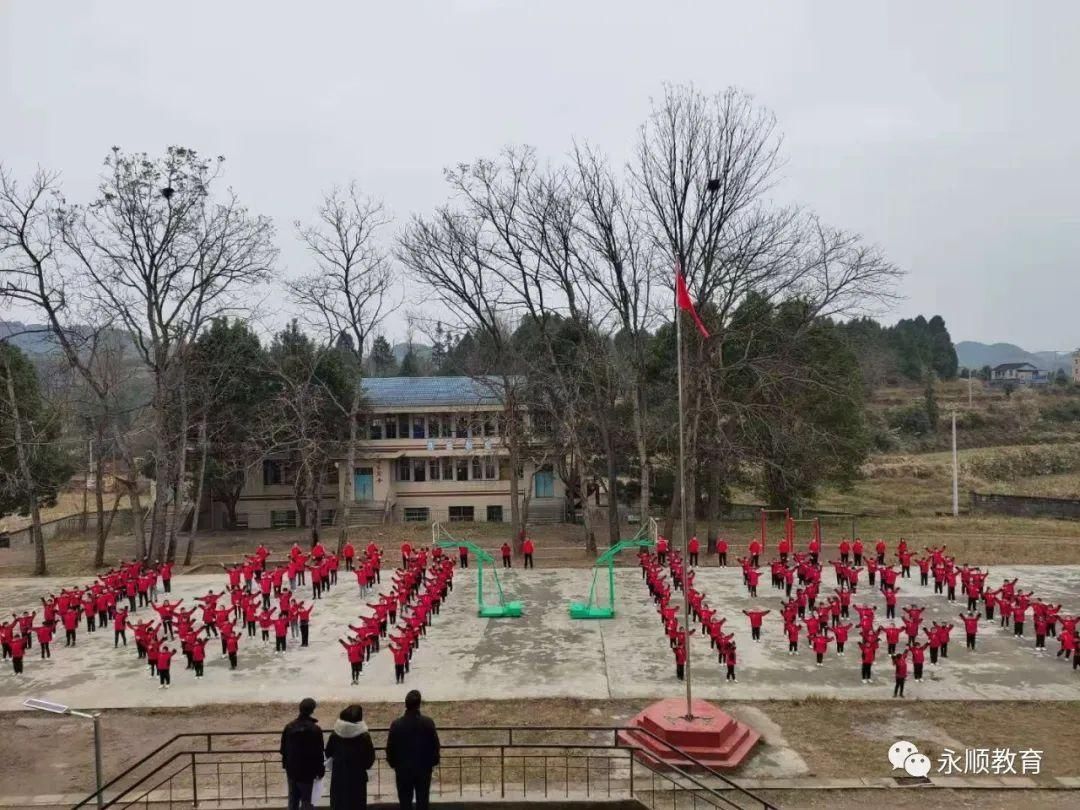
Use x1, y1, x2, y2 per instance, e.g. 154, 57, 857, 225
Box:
386, 689, 441, 810
280, 697, 325, 810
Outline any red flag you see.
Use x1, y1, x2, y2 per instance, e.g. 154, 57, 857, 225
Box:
675, 266, 710, 338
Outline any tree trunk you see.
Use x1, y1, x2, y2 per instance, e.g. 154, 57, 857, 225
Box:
576, 453, 597, 554
93, 427, 107, 567
80, 440, 89, 535
505, 397, 523, 551
165, 384, 189, 563
633, 382, 650, 523
184, 415, 209, 566
341, 387, 362, 553
705, 455, 723, 554
2, 350, 46, 575
605, 426, 620, 547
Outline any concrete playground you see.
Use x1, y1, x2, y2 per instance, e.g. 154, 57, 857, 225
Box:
1, 564, 1079, 710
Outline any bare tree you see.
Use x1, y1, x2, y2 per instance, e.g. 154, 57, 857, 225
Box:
57, 147, 276, 562
573, 143, 659, 525
632, 85, 900, 540
397, 208, 532, 548
290, 183, 396, 547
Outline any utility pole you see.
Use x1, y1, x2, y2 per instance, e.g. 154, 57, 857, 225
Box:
951, 411, 959, 517
968, 374, 972, 407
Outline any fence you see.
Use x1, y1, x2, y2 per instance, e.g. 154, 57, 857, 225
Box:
970, 491, 1080, 520
74, 727, 778, 810
2, 508, 134, 548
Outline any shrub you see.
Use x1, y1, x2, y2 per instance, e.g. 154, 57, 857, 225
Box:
886, 404, 932, 436
1041, 400, 1080, 423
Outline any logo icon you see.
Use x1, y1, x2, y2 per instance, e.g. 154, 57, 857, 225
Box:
888, 741, 932, 777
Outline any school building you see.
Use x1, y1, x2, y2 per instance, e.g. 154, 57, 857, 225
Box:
222, 376, 566, 530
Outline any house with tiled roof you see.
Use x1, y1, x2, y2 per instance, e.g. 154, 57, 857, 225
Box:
225, 376, 564, 530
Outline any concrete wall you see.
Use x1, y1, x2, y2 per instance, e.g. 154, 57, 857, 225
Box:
970, 491, 1080, 520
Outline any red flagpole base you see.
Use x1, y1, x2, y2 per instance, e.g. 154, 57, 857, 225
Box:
617, 698, 760, 771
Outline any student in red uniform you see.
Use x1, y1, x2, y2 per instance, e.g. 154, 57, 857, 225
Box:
32, 622, 54, 658
724, 642, 737, 682
191, 635, 208, 678
157, 644, 175, 688
960, 612, 981, 650
400, 542, 412, 570
226, 632, 240, 670
342, 542, 356, 571
522, 536, 536, 569
892, 649, 909, 697
687, 536, 700, 567
748, 538, 762, 568
858, 638, 878, 683
742, 609, 771, 641
390, 640, 409, 683
716, 537, 728, 567
457, 545, 469, 568
273, 612, 290, 653
655, 536, 668, 565
500, 543, 512, 569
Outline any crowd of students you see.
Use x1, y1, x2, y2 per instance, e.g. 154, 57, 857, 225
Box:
340, 546, 455, 685
0, 540, 342, 683
640, 532, 1080, 698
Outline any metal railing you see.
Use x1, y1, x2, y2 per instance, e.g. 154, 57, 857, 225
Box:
74, 726, 778, 809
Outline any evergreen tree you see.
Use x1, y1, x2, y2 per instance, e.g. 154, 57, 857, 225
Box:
367, 336, 398, 377
0, 342, 74, 562
399, 344, 422, 376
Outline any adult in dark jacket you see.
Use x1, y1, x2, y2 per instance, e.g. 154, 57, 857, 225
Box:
280, 697, 325, 810
385, 690, 440, 810
325, 704, 376, 809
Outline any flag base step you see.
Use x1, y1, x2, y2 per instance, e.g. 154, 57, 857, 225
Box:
617, 698, 760, 770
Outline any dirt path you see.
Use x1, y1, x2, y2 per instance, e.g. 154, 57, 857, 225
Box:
5, 698, 1079, 801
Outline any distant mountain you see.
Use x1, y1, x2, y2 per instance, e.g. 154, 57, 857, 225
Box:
391, 342, 433, 363
0, 321, 56, 355
956, 341, 1074, 373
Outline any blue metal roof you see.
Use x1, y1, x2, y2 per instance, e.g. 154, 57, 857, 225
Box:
361, 376, 504, 408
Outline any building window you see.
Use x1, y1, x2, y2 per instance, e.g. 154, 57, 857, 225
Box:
443, 457, 454, 480
440, 415, 452, 438
270, 509, 298, 528
263, 460, 283, 486
472, 457, 483, 480
485, 457, 496, 480
412, 458, 427, 482
413, 416, 426, 439
484, 417, 496, 437
456, 458, 469, 482
429, 458, 442, 481
384, 415, 398, 439
486, 505, 503, 523
325, 464, 339, 485
455, 416, 468, 438
403, 507, 430, 523
397, 457, 412, 481
369, 418, 383, 440
449, 505, 474, 522
398, 414, 410, 438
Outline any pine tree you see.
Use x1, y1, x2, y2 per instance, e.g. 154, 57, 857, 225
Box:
368, 336, 398, 377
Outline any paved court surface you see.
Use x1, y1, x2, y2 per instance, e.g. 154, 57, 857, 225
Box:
2, 564, 1079, 709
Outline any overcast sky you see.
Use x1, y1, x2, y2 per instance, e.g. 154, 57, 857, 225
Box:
2, 1, 1078, 349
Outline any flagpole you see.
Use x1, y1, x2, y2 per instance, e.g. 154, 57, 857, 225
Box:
676, 285, 693, 721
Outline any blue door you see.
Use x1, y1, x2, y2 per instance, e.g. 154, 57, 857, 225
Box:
534, 469, 554, 499
354, 467, 374, 501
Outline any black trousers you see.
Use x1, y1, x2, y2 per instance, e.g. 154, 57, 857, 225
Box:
894, 677, 905, 697
159, 669, 171, 685
300, 623, 310, 647
395, 769, 432, 810
689, 552, 698, 566
524, 553, 534, 569
276, 636, 287, 652
861, 663, 871, 679
751, 626, 760, 641
460, 554, 468, 568
718, 553, 727, 566
229, 653, 238, 669
12, 657, 23, 674
914, 662, 923, 680
115, 630, 126, 647
40, 642, 50, 658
